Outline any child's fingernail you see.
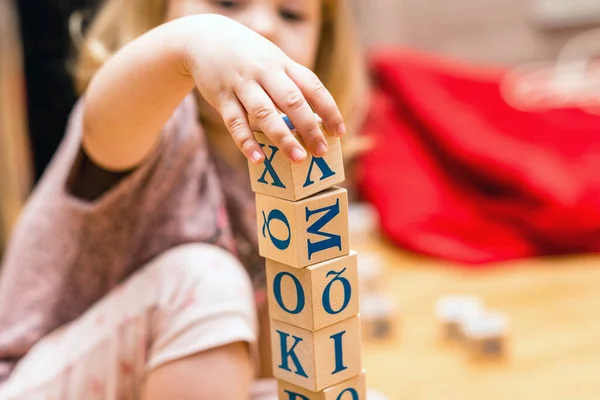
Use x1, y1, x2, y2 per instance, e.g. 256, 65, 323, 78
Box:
315, 142, 327, 157
336, 123, 346, 136
291, 147, 306, 162
251, 150, 263, 163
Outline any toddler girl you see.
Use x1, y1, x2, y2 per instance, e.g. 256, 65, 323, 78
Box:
0, 0, 367, 398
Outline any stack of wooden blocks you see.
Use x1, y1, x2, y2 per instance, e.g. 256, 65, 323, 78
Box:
248, 120, 366, 399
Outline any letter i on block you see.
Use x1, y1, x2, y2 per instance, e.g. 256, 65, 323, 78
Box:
257, 187, 349, 268
247, 125, 345, 201
271, 316, 362, 392
278, 371, 366, 400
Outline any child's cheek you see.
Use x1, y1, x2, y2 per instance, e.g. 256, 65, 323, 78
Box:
280, 28, 321, 71
164, 0, 212, 21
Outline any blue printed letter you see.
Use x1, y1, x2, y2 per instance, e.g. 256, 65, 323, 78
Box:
303, 157, 335, 188
284, 391, 310, 400
323, 268, 351, 315
330, 330, 348, 374
277, 331, 308, 378
305, 198, 341, 259
262, 209, 291, 250
273, 272, 305, 314
337, 388, 360, 399
258, 144, 286, 188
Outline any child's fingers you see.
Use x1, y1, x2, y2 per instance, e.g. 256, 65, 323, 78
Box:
286, 63, 346, 137
236, 81, 307, 163
260, 71, 327, 157
219, 92, 265, 164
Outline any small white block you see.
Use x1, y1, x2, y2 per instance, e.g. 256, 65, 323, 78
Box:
460, 311, 508, 339
361, 293, 397, 340
436, 295, 484, 341
348, 203, 380, 236
435, 295, 484, 323
357, 253, 384, 293
460, 310, 508, 359
361, 293, 396, 318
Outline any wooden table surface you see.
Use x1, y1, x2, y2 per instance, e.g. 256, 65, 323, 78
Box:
356, 237, 600, 400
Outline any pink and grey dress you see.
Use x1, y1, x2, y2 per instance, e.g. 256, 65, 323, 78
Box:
0, 94, 265, 394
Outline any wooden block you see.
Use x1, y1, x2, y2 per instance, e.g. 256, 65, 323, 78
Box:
348, 202, 380, 247
267, 252, 359, 331
435, 296, 483, 342
257, 187, 349, 268
277, 371, 366, 399
247, 128, 345, 201
271, 316, 362, 392
356, 253, 384, 294
466, 335, 506, 360
360, 293, 398, 341
460, 311, 508, 360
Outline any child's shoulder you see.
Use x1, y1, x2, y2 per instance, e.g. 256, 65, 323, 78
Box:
52, 92, 209, 203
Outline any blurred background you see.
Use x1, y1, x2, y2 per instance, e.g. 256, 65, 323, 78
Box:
3, 0, 600, 399
5, 0, 600, 243
353, 0, 600, 63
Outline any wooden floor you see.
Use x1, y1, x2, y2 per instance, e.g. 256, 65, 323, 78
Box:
356, 237, 600, 400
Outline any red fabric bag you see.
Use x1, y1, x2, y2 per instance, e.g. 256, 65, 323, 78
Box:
358, 49, 600, 264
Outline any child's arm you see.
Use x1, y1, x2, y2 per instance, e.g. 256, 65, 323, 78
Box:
83, 14, 345, 171
143, 342, 252, 400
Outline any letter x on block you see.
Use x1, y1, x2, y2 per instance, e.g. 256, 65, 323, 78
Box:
247, 128, 345, 201
256, 187, 349, 268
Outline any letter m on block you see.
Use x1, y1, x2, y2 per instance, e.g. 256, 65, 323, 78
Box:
305, 198, 341, 260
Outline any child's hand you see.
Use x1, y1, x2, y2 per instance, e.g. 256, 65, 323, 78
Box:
182, 14, 345, 164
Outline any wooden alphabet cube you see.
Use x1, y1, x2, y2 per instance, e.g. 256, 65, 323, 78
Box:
360, 293, 397, 341
248, 128, 345, 201
460, 311, 508, 360
271, 316, 362, 392
267, 252, 359, 331
435, 296, 483, 342
356, 253, 384, 295
257, 187, 349, 268
278, 371, 366, 400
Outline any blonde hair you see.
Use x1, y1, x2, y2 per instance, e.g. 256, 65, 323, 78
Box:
0, 0, 33, 253
72, 0, 369, 146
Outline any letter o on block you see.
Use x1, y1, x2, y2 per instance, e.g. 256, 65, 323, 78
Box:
278, 371, 367, 399
267, 252, 359, 331
256, 187, 349, 268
